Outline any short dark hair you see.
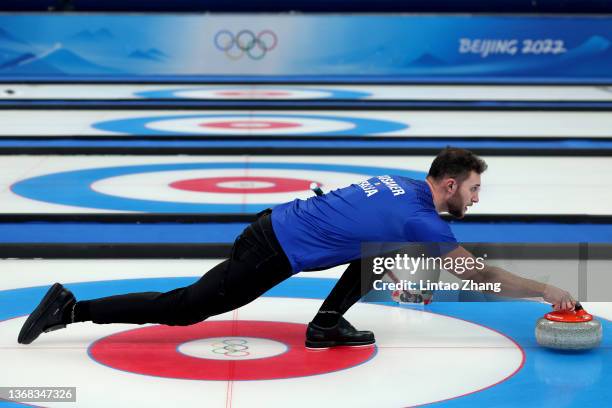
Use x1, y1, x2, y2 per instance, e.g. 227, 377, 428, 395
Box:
427, 147, 487, 181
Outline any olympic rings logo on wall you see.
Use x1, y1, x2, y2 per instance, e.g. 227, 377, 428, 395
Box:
214, 29, 278, 60
211, 339, 251, 357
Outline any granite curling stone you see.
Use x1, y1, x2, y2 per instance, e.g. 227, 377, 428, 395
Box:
535, 302, 602, 350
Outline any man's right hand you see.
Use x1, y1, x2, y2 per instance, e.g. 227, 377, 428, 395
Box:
542, 285, 576, 311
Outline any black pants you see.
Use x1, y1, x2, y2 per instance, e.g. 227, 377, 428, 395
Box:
311, 256, 381, 327
80, 210, 294, 326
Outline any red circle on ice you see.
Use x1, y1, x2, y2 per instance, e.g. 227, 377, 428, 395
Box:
199, 120, 301, 130
88, 321, 375, 380
215, 91, 291, 97
169, 176, 317, 194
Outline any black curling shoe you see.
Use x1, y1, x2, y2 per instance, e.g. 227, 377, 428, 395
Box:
18, 283, 75, 345
305, 316, 375, 349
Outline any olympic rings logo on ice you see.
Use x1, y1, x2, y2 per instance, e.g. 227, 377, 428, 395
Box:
211, 339, 251, 357
214, 29, 278, 60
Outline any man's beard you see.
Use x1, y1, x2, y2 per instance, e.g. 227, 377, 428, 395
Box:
447, 194, 465, 218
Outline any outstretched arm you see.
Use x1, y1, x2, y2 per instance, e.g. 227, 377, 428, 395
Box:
444, 246, 576, 310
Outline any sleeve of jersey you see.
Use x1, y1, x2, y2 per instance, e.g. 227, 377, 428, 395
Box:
405, 215, 459, 256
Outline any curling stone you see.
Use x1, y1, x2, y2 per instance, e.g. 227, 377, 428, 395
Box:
310, 182, 324, 197
535, 302, 602, 350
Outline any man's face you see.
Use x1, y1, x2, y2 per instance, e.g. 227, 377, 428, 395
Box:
446, 171, 481, 218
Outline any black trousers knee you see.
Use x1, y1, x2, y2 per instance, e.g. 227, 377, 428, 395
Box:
77, 211, 293, 326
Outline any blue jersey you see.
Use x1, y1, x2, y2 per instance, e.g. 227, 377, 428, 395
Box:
271, 175, 457, 273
